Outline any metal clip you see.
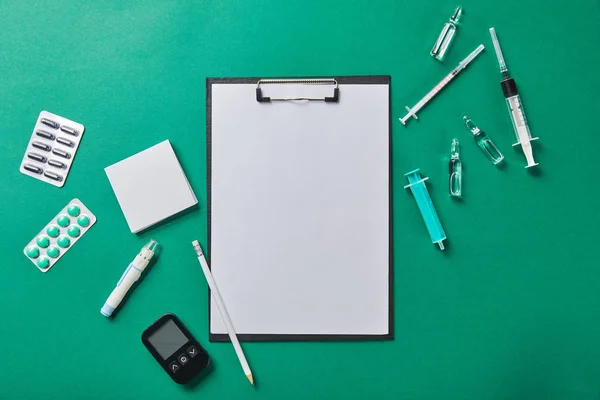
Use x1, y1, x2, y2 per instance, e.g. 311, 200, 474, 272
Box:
256, 79, 339, 103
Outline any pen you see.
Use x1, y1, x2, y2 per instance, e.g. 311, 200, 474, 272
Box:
101, 240, 159, 317
191, 240, 254, 386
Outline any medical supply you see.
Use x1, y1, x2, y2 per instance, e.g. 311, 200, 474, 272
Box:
192, 240, 254, 385
208, 77, 391, 341
431, 6, 463, 61
104, 140, 198, 233
101, 240, 159, 317
142, 314, 211, 384
489, 27, 539, 168
20, 111, 85, 187
23, 199, 96, 272
464, 116, 504, 165
449, 139, 462, 197
404, 169, 447, 250
399, 44, 484, 126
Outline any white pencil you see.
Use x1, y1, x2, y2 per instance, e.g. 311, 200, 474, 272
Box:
192, 240, 254, 386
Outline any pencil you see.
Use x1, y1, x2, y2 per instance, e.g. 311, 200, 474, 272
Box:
192, 240, 254, 386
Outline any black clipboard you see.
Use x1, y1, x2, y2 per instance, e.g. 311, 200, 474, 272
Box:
206, 76, 393, 342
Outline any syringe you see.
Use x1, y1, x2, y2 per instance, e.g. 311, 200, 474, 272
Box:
404, 169, 447, 250
489, 28, 539, 168
399, 44, 484, 126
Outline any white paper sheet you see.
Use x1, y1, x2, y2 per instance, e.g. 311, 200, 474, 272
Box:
209, 80, 390, 337
105, 140, 198, 233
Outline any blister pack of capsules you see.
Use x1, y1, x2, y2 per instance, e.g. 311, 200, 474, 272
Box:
20, 111, 85, 187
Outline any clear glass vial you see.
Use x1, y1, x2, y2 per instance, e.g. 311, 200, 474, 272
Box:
463, 116, 504, 165
449, 138, 462, 197
431, 6, 463, 61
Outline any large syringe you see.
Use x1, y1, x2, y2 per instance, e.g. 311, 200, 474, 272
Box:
399, 44, 484, 126
489, 27, 539, 168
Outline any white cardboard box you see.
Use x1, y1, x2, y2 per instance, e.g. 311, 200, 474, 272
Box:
105, 140, 198, 233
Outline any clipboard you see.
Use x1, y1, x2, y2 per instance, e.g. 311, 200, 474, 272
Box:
206, 76, 392, 341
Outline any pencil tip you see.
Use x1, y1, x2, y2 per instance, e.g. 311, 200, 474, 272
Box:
247, 373, 254, 386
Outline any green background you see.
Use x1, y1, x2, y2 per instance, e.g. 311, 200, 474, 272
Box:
1, 0, 599, 399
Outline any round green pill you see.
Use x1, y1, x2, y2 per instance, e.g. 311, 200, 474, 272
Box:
57, 215, 70, 228
57, 235, 70, 248
77, 215, 90, 227
36, 236, 50, 248
47, 246, 60, 258
46, 225, 60, 238
37, 257, 50, 269
67, 226, 80, 238
26, 245, 39, 259
67, 204, 80, 217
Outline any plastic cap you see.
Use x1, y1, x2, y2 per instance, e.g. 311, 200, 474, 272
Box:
101, 304, 115, 317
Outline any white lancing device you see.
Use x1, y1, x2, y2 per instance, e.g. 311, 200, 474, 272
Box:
101, 240, 158, 317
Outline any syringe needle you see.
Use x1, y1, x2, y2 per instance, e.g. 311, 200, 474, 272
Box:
489, 27, 508, 75
455, 44, 485, 72
399, 44, 484, 126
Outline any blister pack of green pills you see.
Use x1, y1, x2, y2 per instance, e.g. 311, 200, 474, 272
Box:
23, 198, 96, 272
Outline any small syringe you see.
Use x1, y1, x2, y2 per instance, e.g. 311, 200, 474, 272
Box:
449, 139, 462, 197
399, 44, 485, 126
489, 27, 539, 168
405, 169, 447, 250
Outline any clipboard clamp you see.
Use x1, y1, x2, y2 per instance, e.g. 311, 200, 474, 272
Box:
256, 79, 339, 103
